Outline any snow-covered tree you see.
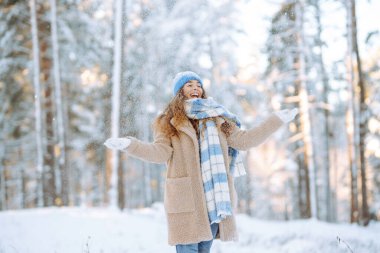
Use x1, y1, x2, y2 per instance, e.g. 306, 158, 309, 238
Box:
264, 1, 313, 219
263, 0, 338, 220
0, 1, 41, 209
56, 0, 112, 207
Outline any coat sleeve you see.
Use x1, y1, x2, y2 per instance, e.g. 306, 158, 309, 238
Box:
227, 114, 284, 151
122, 129, 173, 164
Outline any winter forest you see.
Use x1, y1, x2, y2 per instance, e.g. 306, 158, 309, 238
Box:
1, 0, 380, 252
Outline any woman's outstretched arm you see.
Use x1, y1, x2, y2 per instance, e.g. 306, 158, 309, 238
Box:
227, 109, 298, 151
104, 129, 173, 164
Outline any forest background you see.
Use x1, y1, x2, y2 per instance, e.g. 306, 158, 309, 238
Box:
1, 0, 379, 229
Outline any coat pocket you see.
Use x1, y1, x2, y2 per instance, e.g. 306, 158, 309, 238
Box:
164, 177, 195, 213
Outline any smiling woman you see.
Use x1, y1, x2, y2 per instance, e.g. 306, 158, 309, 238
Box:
182, 80, 203, 99
104, 71, 298, 252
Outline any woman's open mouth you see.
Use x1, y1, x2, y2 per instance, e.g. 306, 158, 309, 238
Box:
191, 92, 199, 98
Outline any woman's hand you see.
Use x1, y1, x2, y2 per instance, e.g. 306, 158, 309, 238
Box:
104, 138, 131, 150
275, 108, 299, 123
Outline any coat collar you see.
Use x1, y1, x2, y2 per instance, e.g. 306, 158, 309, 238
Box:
170, 117, 197, 142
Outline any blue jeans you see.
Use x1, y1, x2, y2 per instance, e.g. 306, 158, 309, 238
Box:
175, 223, 219, 253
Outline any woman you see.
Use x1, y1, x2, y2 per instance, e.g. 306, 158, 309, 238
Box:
104, 71, 298, 253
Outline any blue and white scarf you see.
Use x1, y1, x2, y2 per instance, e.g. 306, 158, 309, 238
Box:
184, 98, 246, 224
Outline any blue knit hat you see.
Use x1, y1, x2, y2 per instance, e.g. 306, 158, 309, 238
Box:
172, 71, 203, 96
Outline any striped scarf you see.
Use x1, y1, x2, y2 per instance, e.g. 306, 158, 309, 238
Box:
184, 98, 246, 224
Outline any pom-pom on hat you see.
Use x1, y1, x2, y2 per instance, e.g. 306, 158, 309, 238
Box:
172, 71, 203, 96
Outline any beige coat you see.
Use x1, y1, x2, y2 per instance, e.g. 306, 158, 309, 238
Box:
124, 114, 283, 246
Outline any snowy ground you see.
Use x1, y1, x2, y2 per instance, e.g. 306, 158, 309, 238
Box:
0, 203, 379, 253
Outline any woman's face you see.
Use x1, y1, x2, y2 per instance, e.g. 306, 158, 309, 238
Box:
182, 80, 204, 100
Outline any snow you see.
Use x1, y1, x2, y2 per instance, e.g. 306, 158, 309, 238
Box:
1, 204, 379, 253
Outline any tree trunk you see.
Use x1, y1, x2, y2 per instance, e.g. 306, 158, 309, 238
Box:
109, 0, 125, 209
296, 134, 311, 218
295, 0, 318, 219
350, 0, 370, 226
50, 0, 69, 206
37, 1, 57, 207
314, 0, 332, 221
42, 85, 56, 207
29, 0, 45, 207
117, 157, 125, 209
140, 61, 153, 207
22, 167, 27, 208
245, 150, 254, 216
0, 162, 6, 210
345, 0, 361, 225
